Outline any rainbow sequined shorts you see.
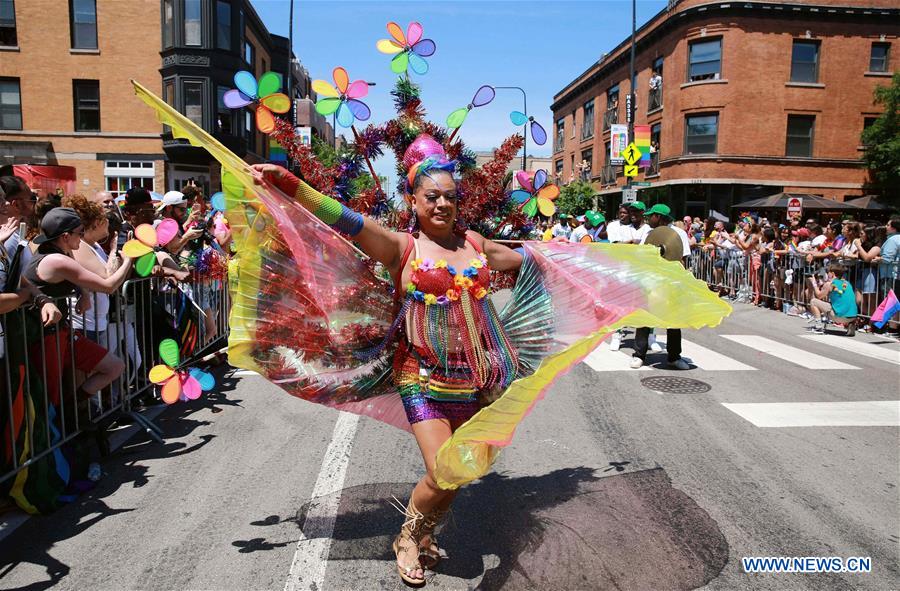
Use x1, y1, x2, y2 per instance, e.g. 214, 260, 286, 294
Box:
395, 348, 482, 425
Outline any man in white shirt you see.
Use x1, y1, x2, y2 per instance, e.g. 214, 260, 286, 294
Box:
569, 211, 605, 243
606, 205, 634, 243
631, 203, 690, 370
628, 201, 651, 244
551, 214, 572, 240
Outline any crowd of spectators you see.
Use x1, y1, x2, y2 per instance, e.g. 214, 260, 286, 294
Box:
0, 175, 231, 492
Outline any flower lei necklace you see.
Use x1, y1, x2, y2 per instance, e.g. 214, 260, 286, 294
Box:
407, 254, 489, 305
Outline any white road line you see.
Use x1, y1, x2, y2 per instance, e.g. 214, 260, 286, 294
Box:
800, 334, 900, 366
656, 336, 756, 371
284, 412, 359, 591
722, 401, 900, 427
584, 341, 651, 371
721, 335, 860, 370
231, 370, 259, 377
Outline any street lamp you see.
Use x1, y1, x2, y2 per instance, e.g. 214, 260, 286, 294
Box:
493, 86, 528, 171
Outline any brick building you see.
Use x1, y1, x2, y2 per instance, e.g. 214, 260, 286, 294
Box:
0, 0, 331, 197
0, 0, 165, 197
551, 0, 899, 218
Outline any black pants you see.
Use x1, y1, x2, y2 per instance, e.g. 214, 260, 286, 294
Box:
633, 327, 682, 362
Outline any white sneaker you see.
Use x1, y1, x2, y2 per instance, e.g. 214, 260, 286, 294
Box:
609, 332, 622, 352
630, 357, 644, 369
668, 358, 690, 370
649, 335, 664, 353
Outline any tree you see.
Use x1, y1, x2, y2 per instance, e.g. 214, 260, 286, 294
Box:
861, 72, 900, 205
555, 180, 596, 215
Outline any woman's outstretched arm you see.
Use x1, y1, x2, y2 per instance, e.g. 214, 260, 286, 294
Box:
251, 164, 408, 274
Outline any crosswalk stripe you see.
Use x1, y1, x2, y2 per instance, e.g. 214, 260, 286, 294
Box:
722, 401, 900, 427
721, 335, 860, 370
584, 341, 651, 371
656, 335, 756, 371
799, 334, 900, 366
231, 370, 259, 377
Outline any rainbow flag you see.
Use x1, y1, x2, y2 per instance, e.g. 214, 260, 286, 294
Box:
269, 138, 287, 164
635, 125, 651, 167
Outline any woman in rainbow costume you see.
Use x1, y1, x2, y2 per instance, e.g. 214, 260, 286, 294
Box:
132, 81, 730, 587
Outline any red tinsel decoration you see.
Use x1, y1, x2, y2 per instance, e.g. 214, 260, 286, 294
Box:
457, 134, 524, 229
270, 118, 339, 195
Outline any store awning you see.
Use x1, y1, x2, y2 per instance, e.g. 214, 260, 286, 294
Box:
731, 192, 861, 211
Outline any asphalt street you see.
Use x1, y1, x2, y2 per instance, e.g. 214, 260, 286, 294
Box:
1, 303, 898, 591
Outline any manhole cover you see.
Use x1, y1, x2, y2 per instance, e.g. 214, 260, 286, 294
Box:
641, 376, 711, 394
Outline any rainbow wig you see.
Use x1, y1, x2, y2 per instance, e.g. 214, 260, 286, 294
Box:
405, 155, 457, 194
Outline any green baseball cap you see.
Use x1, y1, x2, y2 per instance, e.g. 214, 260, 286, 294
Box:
646, 203, 672, 217
559, 214, 568, 219
627, 201, 646, 211
586, 211, 605, 226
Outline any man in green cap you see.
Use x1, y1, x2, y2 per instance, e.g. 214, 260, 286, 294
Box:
628, 201, 650, 244
569, 210, 606, 243
631, 203, 691, 370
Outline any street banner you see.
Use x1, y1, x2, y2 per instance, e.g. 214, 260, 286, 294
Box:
634, 125, 651, 167
787, 196, 803, 218
296, 126, 312, 145
269, 138, 287, 163
610, 124, 628, 165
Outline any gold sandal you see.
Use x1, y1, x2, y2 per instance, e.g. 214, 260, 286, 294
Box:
418, 507, 450, 569
390, 497, 427, 587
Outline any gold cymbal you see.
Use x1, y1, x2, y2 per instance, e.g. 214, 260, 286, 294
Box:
645, 226, 683, 261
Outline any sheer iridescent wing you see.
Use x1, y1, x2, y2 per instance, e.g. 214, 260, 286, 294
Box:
434, 242, 732, 489
530, 120, 548, 145
131, 80, 410, 432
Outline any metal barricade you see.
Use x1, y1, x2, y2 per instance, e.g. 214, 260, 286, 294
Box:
1, 273, 230, 489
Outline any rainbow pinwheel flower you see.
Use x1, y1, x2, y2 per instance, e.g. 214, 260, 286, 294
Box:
223, 70, 291, 134
510, 111, 548, 146
446, 85, 495, 129
510, 169, 559, 218
313, 67, 372, 128
149, 339, 215, 405
122, 220, 179, 277
376, 21, 436, 75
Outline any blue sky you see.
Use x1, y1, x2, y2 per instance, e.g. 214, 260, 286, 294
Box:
251, 0, 668, 185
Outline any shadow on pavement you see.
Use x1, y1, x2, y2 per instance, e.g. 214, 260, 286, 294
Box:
248, 466, 729, 590
0, 363, 242, 590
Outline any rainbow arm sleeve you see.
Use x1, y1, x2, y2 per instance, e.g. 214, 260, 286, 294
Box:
273, 171, 364, 237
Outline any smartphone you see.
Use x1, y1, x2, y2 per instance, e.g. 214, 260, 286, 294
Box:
17, 222, 25, 240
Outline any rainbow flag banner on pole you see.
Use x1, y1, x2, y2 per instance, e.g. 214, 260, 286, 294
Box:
634, 125, 651, 167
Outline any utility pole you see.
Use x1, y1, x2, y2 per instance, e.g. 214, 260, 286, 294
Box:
287, 0, 294, 124
626, 0, 636, 197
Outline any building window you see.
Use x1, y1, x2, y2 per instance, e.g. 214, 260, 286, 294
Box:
554, 159, 563, 180
684, 113, 718, 155
0, 0, 16, 46
217, 85, 232, 134
73, 79, 100, 131
791, 40, 819, 83
163, 79, 175, 107
579, 148, 592, 180
570, 113, 576, 139
183, 80, 204, 127
184, 0, 201, 46
0, 78, 21, 130
862, 116, 878, 146
104, 161, 154, 198
785, 115, 815, 157
689, 38, 721, 82
245, 110, 258, 153
554, 118, 564, 152
216, 0, 231, 50
163, 0, 175, 49
70, 0, 97, 50
869, 43, 890, 73
649, 122, 661, 174
244, 40, 255, 70
649, 56, 663, 111
582, 99, 594, 140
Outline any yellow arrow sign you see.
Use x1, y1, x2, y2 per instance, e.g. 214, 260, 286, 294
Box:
624, 164, 638, 177
622, 142, 641, 165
